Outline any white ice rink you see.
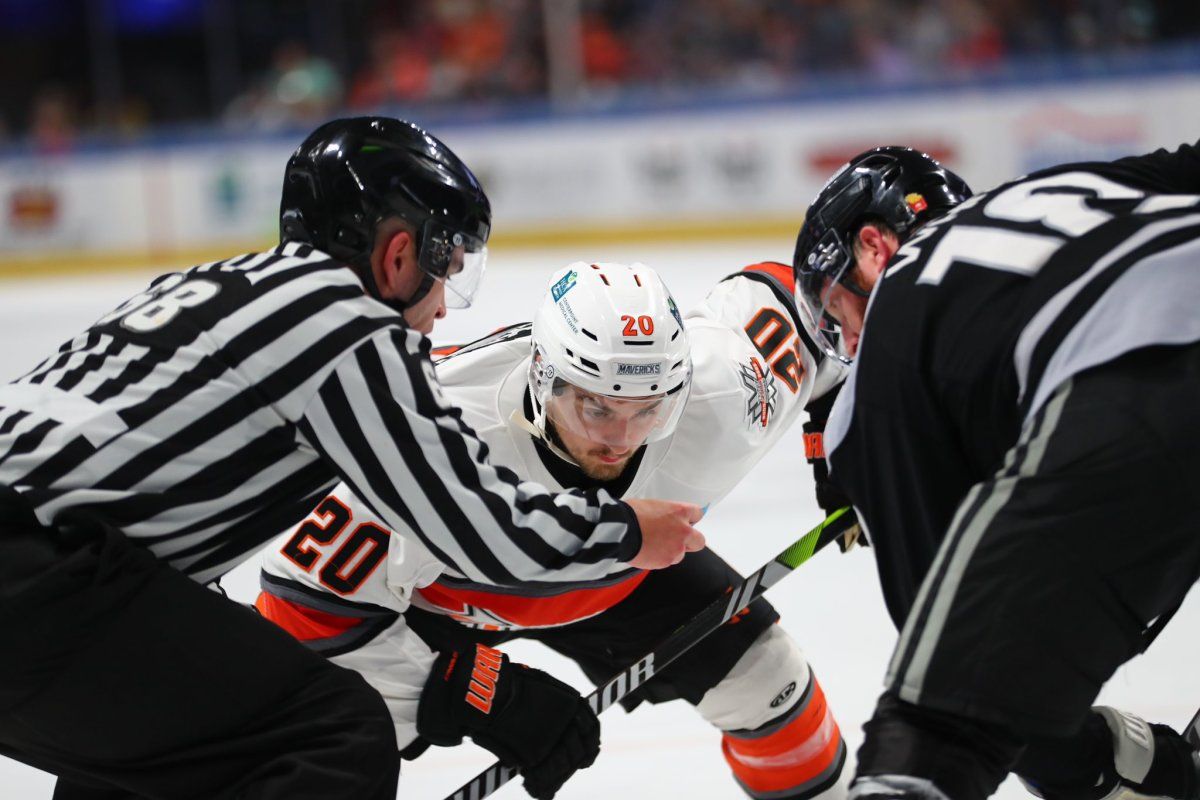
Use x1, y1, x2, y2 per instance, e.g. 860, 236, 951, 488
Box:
0, 238, 1196, 799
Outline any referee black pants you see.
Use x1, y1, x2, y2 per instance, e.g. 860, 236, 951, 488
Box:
0, 492, 399, 800
858, 343, 1200, 798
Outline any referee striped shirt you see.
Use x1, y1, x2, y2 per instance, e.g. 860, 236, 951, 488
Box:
0, 242, 639, 585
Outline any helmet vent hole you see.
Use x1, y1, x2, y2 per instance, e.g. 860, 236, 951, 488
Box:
599, 274, 610, 286
633, 274, 642, 287
579, 357, 601, 374
623, 340, 654, 347
581, 328, 599, 342
670, 329, 680, 341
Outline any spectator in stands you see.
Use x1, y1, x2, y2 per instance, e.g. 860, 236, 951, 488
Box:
349, 28, 434, 108
28, 86, 76, 155
226, 40, 343, 129
8, 0, 1200, 139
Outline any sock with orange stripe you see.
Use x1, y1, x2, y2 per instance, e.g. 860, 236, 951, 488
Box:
721, 673, 849, 800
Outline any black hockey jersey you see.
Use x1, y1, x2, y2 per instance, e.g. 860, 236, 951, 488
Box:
825, 141, 1200, 625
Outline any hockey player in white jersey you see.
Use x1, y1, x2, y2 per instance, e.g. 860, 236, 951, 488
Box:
258, 260, 850, 799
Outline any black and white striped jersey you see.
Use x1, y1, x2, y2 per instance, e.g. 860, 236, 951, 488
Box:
0, 242, 638, 585
824, 141, 1200, 625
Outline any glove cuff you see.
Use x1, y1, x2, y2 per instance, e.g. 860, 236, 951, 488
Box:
417, 645, 511, 747
802, 427, 825, 463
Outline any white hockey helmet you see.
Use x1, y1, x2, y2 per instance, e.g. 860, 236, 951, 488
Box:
528, 262, 692, 451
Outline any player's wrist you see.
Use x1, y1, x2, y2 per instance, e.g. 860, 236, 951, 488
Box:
615, 500, 643, 563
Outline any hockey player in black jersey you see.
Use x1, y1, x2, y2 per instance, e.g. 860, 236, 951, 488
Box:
0, 116, 705, 800
794, 143, 1200, 800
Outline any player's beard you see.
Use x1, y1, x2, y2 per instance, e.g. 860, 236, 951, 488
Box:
577, 447, 632, 481
545, 421, 633, 481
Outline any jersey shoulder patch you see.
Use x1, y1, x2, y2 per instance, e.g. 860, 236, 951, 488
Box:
736, 355, 779, 430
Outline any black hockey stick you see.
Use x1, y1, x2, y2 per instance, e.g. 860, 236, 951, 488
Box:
441, 506, 859, 800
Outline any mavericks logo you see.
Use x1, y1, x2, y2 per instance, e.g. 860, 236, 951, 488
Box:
616, 363, 661, 376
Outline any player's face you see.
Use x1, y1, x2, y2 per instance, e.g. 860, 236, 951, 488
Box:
821, 275, 870, 357
402, 278, 448, 335
816, 226, 899, 357
547, 387, 665, 480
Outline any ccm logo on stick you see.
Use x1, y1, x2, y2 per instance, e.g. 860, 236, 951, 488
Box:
466, 644, 504, 714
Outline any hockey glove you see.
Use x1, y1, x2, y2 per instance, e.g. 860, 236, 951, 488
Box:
417, 645, 600, 800
1090, 706, 1199, 800
803, 389, 864, 551
1021, 707, 1200, 800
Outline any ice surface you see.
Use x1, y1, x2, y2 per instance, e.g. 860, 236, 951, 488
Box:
0, 238, 1194, 799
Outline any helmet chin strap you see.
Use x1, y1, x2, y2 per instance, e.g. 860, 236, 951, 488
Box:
397, 271, 438, 311
354, 252, 438, 314
508, 410, 583, 468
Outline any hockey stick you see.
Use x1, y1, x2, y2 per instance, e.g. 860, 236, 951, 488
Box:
442, 506, 859, 800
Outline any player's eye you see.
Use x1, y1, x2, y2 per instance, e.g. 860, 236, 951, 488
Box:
579, 398, 610, 420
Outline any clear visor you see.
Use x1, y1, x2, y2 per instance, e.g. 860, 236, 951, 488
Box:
798, 264, 855, 364
419, 218, 488, 309
540, 379, 689, 451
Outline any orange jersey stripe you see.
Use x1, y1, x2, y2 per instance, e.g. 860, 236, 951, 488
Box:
255, 592, 364, 642
417, 570, 649, 629
741, 261, 794, 287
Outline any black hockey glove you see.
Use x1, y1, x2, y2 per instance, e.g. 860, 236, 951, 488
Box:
1089, 707, 1199, 800
803, 388, 865, 551
417, 645, 600, 800
1020, 707, 1200, 800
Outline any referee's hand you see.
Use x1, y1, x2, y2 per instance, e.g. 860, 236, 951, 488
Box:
625, 499, 705, 569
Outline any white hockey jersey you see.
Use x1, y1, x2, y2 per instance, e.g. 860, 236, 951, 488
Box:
256, 261, 843, 746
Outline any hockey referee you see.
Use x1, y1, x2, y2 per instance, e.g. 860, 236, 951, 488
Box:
0, 117, 704, 799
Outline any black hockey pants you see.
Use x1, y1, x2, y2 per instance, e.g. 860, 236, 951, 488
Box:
0, 489, 399, 800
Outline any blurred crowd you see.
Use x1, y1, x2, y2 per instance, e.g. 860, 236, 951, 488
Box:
3, 0, 1199, 151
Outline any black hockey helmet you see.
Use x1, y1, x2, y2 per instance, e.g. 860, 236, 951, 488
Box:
793, 146, 971, 355
280, 116, 491, 308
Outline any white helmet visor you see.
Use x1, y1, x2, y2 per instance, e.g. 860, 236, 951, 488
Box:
537, 376, 690, 450
419, 217, 488, 309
